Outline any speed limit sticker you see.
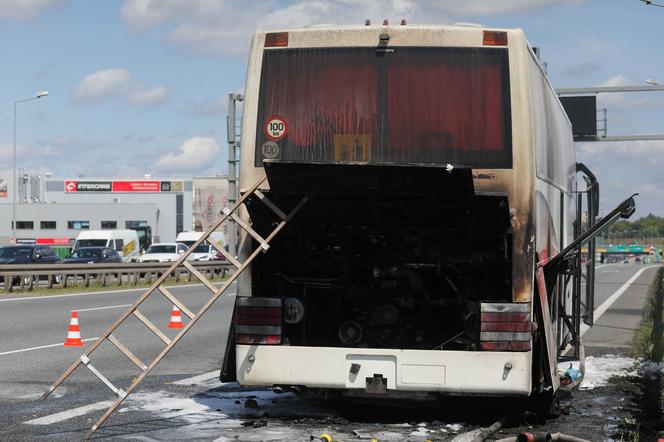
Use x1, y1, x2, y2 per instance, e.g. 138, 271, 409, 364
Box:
261, 141, 280, 159
264, 115, 288, 141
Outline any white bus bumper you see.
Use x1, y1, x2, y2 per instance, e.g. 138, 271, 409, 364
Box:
236, 345, 532, 395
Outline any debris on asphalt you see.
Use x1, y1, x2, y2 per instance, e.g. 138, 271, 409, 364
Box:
244, 398, 258, 409
241, 419, 267, 428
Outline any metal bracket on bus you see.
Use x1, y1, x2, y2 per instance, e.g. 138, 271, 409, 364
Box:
366, 374, 388, 394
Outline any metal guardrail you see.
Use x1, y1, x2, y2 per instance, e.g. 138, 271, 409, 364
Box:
0, 261, 232, 293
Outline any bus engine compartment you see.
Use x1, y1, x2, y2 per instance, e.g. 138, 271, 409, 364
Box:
245, 162, 513, 351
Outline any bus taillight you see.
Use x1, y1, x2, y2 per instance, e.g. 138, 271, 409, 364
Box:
479, 302, 531, 351
265, 32, 289, 47
235, 297, 282, 344
483, 30, 508, 46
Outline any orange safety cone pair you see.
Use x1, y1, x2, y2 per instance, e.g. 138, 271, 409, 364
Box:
63, 311, 84, 347
167, 305, 185, 329
62, 306, 184, 348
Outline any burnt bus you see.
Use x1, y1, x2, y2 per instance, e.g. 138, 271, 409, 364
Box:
222, 24, 635, 408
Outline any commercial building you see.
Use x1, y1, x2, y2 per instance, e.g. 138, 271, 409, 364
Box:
192, 176, 230, 231
0, 174, 193, 246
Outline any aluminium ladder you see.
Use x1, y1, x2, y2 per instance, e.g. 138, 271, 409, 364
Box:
40, 176, 309, 439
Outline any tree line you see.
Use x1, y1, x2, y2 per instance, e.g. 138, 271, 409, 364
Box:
608, 213, 664, 236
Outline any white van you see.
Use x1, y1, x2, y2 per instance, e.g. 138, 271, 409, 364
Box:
175, 231, 225, 261
73, 230, 140, 262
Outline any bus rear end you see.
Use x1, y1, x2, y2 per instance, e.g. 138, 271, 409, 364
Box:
229, 25, 536, 398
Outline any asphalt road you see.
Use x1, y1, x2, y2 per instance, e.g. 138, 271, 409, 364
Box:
583, 263, 659, 355
0, 282, 236, 440
0, 263, 657, 440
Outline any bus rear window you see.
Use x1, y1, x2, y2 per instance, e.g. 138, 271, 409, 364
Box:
256, 47, 511, 168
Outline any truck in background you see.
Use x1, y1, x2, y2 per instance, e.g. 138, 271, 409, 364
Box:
72, 230, 140, 262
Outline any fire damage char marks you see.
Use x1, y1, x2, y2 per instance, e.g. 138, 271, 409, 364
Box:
247, 163, 513, 351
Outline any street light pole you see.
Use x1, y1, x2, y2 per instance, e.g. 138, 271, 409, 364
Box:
11, 91, 49, 243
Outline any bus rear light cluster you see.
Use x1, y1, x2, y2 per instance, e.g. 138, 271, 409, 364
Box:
235, 297, 282, 345
479, 302, 531, 351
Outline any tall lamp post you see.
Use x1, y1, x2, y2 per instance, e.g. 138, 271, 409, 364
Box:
12, 90, 49, 243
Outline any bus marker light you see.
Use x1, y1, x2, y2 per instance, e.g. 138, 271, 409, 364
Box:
265, 32, 288, 47
483, 30, 508, 46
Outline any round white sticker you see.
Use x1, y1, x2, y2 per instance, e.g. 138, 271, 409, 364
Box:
264, 115, 288, 141
261, 141, 280, 159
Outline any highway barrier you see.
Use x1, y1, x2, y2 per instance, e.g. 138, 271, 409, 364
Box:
0, 261, 231, 293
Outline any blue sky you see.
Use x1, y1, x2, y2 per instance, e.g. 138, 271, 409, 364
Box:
1, 0, 663, 217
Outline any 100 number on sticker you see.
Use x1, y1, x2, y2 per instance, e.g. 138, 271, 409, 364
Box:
264, 115, 288, 141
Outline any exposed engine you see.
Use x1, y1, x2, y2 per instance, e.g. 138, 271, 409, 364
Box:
246, 163, 513, 351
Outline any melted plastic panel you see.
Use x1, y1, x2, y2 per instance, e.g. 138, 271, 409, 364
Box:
255, 47, 512, 168
247, 163, 513, 351
262, 161, 474, 195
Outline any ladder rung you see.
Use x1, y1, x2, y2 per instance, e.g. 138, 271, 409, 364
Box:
158, 286, 195, 320
80, 355, 126, 398
183, 261, 217, 294
254, 189, 288, 220
208, 239, 241, 268
107, 334, 147, 371
133, 310, 171, 345
223, 209, 269, 251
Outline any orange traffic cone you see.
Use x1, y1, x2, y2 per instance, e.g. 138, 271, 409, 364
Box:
63, 311, 84, 346
168, 305, 184, 329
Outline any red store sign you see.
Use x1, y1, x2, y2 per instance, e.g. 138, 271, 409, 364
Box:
112, 181, 160, 192
36, 237, 73, 245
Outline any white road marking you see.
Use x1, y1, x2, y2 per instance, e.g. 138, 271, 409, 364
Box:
0, 337, 99, 356
75, 304, 131, 312
24, 370, 222, 426
172, 370, 220, 386
581, 265, 658, 336
24, 400, 113, 425
0, 281, 230, 303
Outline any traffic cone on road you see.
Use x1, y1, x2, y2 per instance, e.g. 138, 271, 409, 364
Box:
168, 305, 184, 329
63, 311, 84, 347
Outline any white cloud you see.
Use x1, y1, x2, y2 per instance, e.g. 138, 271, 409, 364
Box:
180, 96, 227, 116
600, 74, 635, 88
155, 136, 220, 172
0, 142, 60, 163
0, 0, 63, 20
72, 68, 132, 102
595, 74, 663, 111
578, 139, 664, 159
72, 68, 168, 108
121, 0, 587, 55
576, 139, 664, 217
128, 85, 169, 106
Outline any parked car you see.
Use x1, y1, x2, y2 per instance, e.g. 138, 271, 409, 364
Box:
137, 243, 190, 263
0, 245, 62, 287
175, 231, 226, 261
0, 245, 62, 265
63, 247, 122, 264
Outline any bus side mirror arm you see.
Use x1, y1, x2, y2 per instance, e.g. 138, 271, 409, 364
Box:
539, 193, 638, 285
